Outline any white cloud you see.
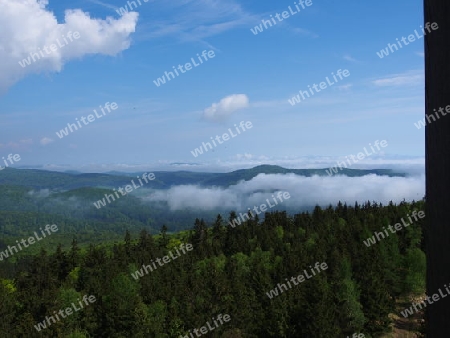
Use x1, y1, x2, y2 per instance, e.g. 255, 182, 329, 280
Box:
40, 137, 54, 145
144, 173, 425, 211
372, 70, 423, 87
291, 27, 318, 38
337, 84, 353, 91
236, 153, 253, 160
87, 0, 118, 11
0, 0, 138, 93
139, 0, 256, 48
0, 138, 33, 150
27, 188, 50, 198
343, 54, 357, 62
203, 94, 249, 122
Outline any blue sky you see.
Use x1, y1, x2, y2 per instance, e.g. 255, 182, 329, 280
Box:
0, 0, 425, 172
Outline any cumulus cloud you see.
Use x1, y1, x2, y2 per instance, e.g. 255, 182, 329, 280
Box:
0, 0, 138, 93
143, 173, 425, 211
203, 94, 249, 122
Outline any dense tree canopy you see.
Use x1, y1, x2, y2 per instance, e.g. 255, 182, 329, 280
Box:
0, 200, 425, 337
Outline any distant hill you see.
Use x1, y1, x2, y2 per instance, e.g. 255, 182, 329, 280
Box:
0, 165, 409, 241
198, 165, 405, 186
0, 165, 405, 190
0, 168, 165, 190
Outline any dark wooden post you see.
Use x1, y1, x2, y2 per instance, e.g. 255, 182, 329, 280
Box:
425, 0, 450, 336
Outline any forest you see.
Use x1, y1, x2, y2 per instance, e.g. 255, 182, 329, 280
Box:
0, 199, 426, 337
0, 165, 406, 250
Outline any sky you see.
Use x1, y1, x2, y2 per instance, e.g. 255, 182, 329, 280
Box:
0, 0, 426, 173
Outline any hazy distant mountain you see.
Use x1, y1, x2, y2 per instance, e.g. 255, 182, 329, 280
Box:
0, 165, 413, 241
198, 165, 405, 186
0, 165, 405, 190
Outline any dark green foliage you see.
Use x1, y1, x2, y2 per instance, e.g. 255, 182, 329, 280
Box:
0, 200, 425, 337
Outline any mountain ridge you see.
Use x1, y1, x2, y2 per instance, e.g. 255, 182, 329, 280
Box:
0, 165, 405, 190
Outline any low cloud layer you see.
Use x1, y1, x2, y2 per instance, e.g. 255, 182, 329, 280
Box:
144, 173, 425, 211
203, 94, 249, 122
0, 0, 138, 93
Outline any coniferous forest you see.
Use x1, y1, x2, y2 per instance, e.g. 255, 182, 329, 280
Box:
0, 199, 426, 337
